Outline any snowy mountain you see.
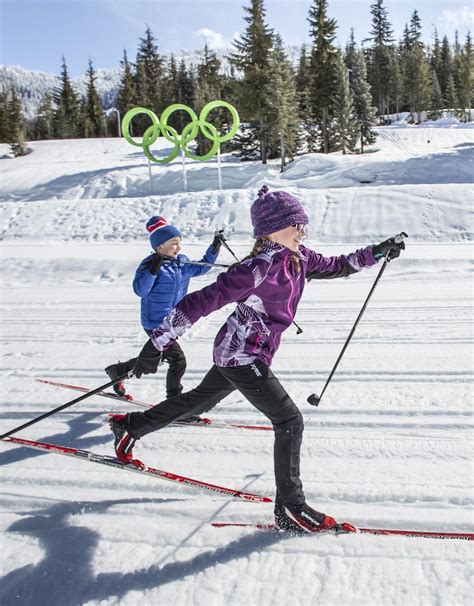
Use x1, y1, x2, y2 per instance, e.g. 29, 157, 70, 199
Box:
0, 44, 303, 119
0, 125, 472, 605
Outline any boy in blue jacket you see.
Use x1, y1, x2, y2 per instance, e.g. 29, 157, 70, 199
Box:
105, 215, 223, 411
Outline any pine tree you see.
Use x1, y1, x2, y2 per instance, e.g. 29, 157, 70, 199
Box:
366, 0, 395, 121
331, 51, 358, 154
307, 0, 339, 152
7, 85, 28, 156
444, 73, 459, 115
0, 89, 11, 143
83, 59, 105, 138
265, 34, 299, 170
52, 57, 81, 138
295, 44, 318, 152
457, 32, 473, 122
116, 50, 137, 127
229, 0, 274, 163
135, 26, 164, 113
402, 11, 431, 123
428, 69, 444, 119
194, 44, 225, 156
430, 27, 443, 83
350, 48, 378, 151
439, 36, 455, 106
29, 93, 54, 140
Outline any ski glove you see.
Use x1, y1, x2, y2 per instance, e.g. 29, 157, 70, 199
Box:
149, 253, 163, 275
372, 232, 408, 261
210, 229, 226, 254
132, 339, 163, 378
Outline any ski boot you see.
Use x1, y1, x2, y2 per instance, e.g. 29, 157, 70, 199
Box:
109, 413, 144, 469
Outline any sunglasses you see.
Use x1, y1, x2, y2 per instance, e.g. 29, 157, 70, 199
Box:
292, 224, 308, 235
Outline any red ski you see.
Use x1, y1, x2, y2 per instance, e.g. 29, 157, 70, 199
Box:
1, 436, 271, 503
36, 378, 273, 432
211, 522, 474, 541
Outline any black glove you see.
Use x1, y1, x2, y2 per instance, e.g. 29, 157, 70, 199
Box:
149, 253, 163, 275
210, 229, 226, 254
372, 232, 408, 261
132, 339, 163, 378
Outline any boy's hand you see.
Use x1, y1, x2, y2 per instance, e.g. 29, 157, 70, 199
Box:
149, 253, 163, 275
211, 229, 226, 254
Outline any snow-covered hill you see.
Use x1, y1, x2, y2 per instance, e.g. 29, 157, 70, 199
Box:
0, 126, 473, 606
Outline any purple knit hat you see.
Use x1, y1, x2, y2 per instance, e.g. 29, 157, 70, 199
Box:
250, 185, 309, 238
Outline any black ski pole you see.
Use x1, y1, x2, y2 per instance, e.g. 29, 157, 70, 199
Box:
161, 256, 231, 269
307, 232, 407, 407
218, 235, 240, 263
0, 374, 129, 439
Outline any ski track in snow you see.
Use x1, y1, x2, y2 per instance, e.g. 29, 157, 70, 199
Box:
0, 126, 473, 605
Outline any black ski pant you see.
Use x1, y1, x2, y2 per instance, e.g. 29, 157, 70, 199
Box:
126, 360, 305, 508
121, 332, 187, 399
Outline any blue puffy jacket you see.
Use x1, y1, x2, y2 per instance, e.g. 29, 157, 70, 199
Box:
133, 245, 219, 330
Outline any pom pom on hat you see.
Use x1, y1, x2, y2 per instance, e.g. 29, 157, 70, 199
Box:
146, 216, 181, 250
250, 185, 309, 238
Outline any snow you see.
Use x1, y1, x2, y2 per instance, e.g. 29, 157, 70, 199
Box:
0, 124, 473, 605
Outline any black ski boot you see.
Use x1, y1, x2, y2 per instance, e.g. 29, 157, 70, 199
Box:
105, 359, 136, 398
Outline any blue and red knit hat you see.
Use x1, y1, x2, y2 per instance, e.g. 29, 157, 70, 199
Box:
146, 216, 181, 250
250, 185, 309, 238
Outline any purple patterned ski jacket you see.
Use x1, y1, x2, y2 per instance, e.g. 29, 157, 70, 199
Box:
151, 240, 378, 367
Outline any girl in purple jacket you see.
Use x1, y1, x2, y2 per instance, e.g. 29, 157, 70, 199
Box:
109, 186, 405, 534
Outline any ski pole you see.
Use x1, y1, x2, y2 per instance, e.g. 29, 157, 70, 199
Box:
307, 233, 407, 407
161, 256, 231, 269
0, 374, 129, 439
217, 233, 240, 263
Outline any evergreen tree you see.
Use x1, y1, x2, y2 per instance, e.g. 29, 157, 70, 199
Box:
83, 59, 105, 137
295, 44, 318, 152
229, 0, 274, 163
457, 32, 473, 122
439, 36, 455, 104
428, 69, 444, 119
29, 93, 54, 140
7, 85, 28, 156
444, 73, 459, 115
366, 0, 395, 121
161, 54, 180, 110
331, 51, 358, 154
350, 48, 378, 151
116, 50, 137, 129
194, 44, 225, 156
265, 34, 299, 170
402, 11, 431, 123
135, 26, 164, 113
307, 0, 339, 152
0, 89, 11, 143
389, 44, 403, 119
176, 59, 195, 107
430, 28, 443, 84
52, 57, 81, 138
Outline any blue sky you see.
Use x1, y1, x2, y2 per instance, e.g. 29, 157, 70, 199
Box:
1, 0, 473, 77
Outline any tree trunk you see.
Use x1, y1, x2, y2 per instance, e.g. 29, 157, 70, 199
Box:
322, 107, 328, 154
280, 134, 285, 172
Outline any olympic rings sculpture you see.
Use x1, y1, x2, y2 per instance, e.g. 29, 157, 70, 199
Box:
121, 100, 240, 163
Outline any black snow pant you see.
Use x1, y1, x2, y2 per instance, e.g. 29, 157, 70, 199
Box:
126, 360, 305, 508
122, 331, 187, 399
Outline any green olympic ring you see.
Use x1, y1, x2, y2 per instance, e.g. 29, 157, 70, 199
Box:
121, 100, 240, 163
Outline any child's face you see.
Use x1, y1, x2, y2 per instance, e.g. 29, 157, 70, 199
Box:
157, 237, 181, 257
267, 225, 306, 252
